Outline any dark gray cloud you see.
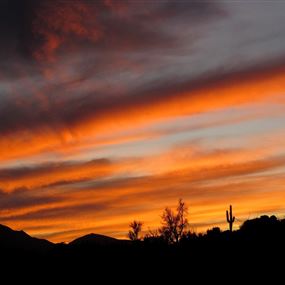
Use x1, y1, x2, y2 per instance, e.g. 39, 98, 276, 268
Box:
0, 0, 224, 139
0, 0, 220, 61
0, 158, 110, 180
1, 56, 285, 139
0, 158, 112, 192
0, 0, 27, 58
0, 1, 285, 158
0, 200, 108, 221
0, 187, 62, 210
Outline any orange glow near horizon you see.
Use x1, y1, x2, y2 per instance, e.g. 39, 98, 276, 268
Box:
1, 69, 285, 242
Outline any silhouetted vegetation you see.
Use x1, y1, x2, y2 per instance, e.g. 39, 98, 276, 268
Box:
128, 220, 143, 241
226, 204, 235, 232
159, 198, 189, 243
1, 203, 285, 280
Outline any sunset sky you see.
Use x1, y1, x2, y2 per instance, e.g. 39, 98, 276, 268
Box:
1, 0, 285, 242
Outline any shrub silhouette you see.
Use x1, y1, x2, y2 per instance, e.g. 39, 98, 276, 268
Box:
128, 220, 143, 241
206, 227, 221, 238
240, 215, 280, 238
160, 198, 189, 243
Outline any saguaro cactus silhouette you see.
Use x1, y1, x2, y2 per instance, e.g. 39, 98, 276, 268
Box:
226, 205, 235, 232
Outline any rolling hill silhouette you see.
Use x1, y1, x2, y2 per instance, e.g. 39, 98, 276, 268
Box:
1, 214, 285, 252
70, 233, 130, 246
0, 224, 131, 253
0, 224, 53, 253
0, 216, 284, 281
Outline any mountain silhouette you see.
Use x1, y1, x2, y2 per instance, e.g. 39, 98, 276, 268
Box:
70, 233, 130, 246
0, 217, 284, 281
0, 224, 54, 253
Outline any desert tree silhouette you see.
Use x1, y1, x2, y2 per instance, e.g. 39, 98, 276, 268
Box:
160, 198, 189, 243
128, 220, 143, 241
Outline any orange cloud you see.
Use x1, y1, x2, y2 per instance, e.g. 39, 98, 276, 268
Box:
1, 146, 285, 242
3, 175, 285, 243
76, 64, 285, 137
0, 159, 114, 192
1, 64, 285, 163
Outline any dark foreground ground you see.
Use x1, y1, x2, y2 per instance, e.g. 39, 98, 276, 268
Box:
1, 215, 284, 282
